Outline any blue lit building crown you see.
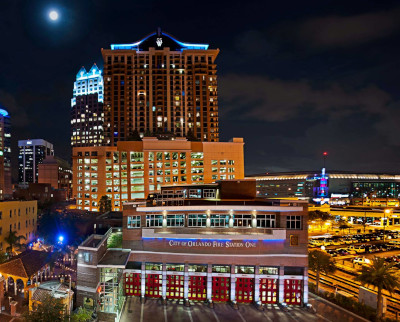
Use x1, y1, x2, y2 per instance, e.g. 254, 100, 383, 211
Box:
110, 30, 209, 51
71, 64, 103, 107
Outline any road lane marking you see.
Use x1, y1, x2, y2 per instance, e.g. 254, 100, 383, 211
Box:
140, 303, 144, 322
262, 311, 273, 322
237, 309, 246, 322
187, 308, 194, 322
212, 308, 220, 322
164, 305, 168, 322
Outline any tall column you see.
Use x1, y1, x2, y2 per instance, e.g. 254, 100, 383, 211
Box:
14, 279, 17, 296
230, 265, 236, 302
254, 265, 260, 303
162, 263, 167, 300
278, 266, 285, 303
5, 278, 8, 292
207, 264, 212, 302
303, 268, 308, 305
141, 263, 146, 298
184, 264, 189, 300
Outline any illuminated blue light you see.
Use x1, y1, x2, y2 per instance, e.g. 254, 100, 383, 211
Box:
0, 109, 9, 118
71, 64, 103, 107
111, 31, 209, 51
142, 237, 285, 242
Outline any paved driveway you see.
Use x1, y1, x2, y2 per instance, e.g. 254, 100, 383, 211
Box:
120, 297, 321, 322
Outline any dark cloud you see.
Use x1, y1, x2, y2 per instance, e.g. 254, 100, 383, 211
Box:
297, 8, 400, 48
220, 74, 391, 122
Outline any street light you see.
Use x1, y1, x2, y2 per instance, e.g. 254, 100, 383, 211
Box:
384, 209, 392, 243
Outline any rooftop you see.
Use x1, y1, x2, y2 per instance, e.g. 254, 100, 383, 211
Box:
98, 249, 130, 266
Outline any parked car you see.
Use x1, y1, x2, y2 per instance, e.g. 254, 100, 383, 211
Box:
353, 257, 371, 266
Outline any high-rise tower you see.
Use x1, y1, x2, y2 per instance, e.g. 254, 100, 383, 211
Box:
0, 107, 11, 199
101, 29, 219, 145
71, 64, 104, 147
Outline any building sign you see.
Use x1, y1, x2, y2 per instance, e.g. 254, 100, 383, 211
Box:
168, 239, 257, 248
156, 38, 163, 47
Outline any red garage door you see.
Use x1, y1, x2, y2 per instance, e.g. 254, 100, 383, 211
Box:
260, 278, 277, 304
125, 273, 141, 296
145, 274, 162, 298
166, 275, 184, 299
236, 278, 254, 303
284, 279, 302, 305
212, 277, 230, 302
188, 276, 207, 301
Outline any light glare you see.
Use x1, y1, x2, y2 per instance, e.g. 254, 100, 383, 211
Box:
49, 10, 59, 21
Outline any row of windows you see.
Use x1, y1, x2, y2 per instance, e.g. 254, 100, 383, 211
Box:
0, 207, 36, 220
127, 214, 282, 229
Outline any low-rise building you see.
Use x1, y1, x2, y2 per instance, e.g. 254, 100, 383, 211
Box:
29, 280, 73, 315
0, 200, 37, 251
38, 155, 73, 199
76, 180, 308, 321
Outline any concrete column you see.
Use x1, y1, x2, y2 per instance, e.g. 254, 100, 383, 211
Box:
40, 271, 43, 282
254, 265, 260, 303
184, 264, 189, 300
5, 278, 8, 292
207, 264, 212, 301
229, 215, 234, 228
303, 267, 308, 305
162, 217, 167, 228
10, 300, 17, 316
252, 216, 257, 228
14, 279, 17, 296
141, 263, 146, 298
278, 266, 285, 304
206, 216, 211, 228
230, 265, 236, 302
162, 263, 167, 300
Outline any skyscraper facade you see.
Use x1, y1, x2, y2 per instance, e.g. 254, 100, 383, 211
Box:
101, 29, 219, 145
0, 107, 12, 199
18, 139, 54, 185
71, 64, 104, 147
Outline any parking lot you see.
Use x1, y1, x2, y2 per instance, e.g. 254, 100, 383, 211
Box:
120, 297, 322, 322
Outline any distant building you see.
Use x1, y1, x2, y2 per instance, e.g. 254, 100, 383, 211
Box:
101, 29, 219, 144
0, 106, 12, 199
72, 137, 245, 211
249, 169, 400, 203
71, 64, 104, 147
18, 139, 54, 185
0, 200, 37, 251
14, 183, 68, 204
38, 155, 72, 199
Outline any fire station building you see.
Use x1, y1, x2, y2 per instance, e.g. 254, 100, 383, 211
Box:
76, 180, 308, 321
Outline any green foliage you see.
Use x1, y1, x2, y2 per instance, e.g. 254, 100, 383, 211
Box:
5, 230, 26, 254
0, 251, 8, 264
309, 250, 336, 293
127, 129, 142, 141
107, 232, 123, 248
308, 210, 332, 221
22, 295, 68, 322
72, 307, 93, 322
99, 195, 112, 213
355, 257, 400, 320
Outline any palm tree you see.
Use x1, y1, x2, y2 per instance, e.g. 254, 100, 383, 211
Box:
4, 230, 26, 254
308, 249, 336, 294
355, 257, 400, 320
99, 195, 112, 213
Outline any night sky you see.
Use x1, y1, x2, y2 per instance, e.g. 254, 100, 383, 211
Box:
1, 0, 400, 178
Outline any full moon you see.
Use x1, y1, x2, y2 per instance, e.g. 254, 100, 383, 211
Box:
49, 10, 59, 21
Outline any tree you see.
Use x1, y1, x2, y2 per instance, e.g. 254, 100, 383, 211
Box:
355, 257, 400, 320
308, 249, 336, 294
72, 307, 93, 322
127, 129, 141, 141
5, 230, 26, 254
99, 195, 112, 213
22, 295, 68, 321
186, 128, 197, 141
309, 211, 333, 231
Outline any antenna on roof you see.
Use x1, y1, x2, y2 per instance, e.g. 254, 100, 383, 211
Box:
157, 27, 161, 36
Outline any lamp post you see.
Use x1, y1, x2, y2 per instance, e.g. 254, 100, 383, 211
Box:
384, 209, 392, 243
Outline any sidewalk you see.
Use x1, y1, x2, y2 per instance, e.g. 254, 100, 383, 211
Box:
309, 293, 370, 322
